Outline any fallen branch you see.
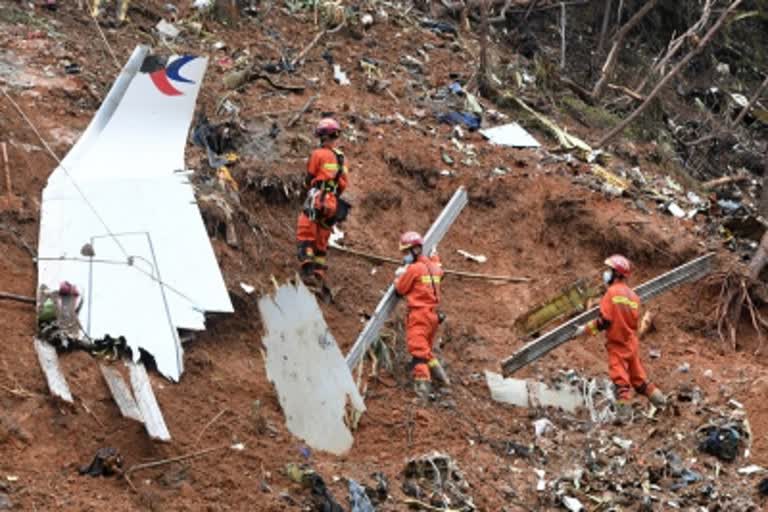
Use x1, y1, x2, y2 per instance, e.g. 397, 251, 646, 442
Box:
290, 29, 328, 68
330, 244, 531, 283
592, 0, 660, 99
596, 0, 613, 57
0, 292, 35, 304
195, 409, 228, 445
1, 142, 11, 199
702, 174, 750, 190
124, 445, 231, 491
597, 0, 744, 147
287, 95, 318, 128
634, 0, 713, 95
732, 74, 768, 127
607, 83, 646, 102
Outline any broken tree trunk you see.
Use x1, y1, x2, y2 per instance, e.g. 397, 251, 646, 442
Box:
596, 0, 613, 57
633, 0, 713, 95
477, 0, 495, 98
560, 2, 567, 70
732, 74, 768, 127
591, 0, 660, 99
597, 0, 744, 147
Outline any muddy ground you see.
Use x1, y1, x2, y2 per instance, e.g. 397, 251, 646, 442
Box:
1, 1, 768, 511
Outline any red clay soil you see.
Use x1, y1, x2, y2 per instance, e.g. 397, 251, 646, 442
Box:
1, 2, 768, 511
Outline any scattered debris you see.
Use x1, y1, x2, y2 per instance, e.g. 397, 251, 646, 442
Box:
698, 421, 748, 462
437, 111, 481, 131
348, 479, 375, 512
480, 123, 540, 148
240, 283, 255, 294
562, 496, 584, 512
456, 249, 487, 264
513, 278, 601, 338
258, 280, 365, 454
533, 418, 556, 437
333, 64, 350, 86
403, 452, 474, 511
79, 448, 123, 477
737, 465, 765, 475
155, 19, 180, 40
486, 371, 584, 413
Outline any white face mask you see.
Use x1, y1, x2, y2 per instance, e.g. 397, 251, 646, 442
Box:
603, 269, 614, 285
403, 253, 415, 264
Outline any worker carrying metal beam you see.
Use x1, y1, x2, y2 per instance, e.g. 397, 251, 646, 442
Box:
574, 255, 667, 422
394, 231, 450, 399
296, 117, 351, 293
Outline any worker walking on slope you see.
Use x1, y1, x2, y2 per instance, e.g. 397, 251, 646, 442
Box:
394, 232, 450, 399
575, 255, 667, 421
296, 117, 350, 293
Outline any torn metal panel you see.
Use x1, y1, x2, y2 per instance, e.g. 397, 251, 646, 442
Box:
259, 280, 365, 455
33, 338, 73, 403
501, 253, 716, 376
100, 364, 143, 423
480, 123, 540, 148
485, 371, 584, 413
37, 46, 232, 381
514, 278, 602, 338
129, 362, 171, 441
345, 187, 468, 371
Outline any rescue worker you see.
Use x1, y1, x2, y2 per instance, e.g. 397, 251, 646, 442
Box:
296, 117, 350, 289
394, 231, 450, 399
575, 255, 667, 421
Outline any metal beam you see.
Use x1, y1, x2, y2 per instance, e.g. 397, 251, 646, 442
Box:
345, 187, 468, 370
100, 364, 143, 423
129, 361, 171, 441
33, 338, 73, 403
500, 252, 716, 376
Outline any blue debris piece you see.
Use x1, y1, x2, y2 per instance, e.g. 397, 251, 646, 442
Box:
437, 112, 481, 130
349, 479, 376, 512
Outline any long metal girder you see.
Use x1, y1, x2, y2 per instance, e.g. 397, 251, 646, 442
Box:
346, 187, 468, 371
500, 252, 716, 376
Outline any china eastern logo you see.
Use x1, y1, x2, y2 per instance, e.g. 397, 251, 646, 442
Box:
140, 55, 198, 96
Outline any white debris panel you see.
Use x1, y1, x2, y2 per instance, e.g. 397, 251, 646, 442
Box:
258, 280, 365, 455
485, 371, 584, 413
480, 122, 540, 148
37, 46, 233, 381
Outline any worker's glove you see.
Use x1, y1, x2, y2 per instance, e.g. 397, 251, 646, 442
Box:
574, 325, 586, 337
429, 246, 438, 258
394, 266, 407, 277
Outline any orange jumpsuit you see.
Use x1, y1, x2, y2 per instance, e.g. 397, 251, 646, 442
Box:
586, 281, 657, 401
296, 147, 348, 279
395, 255, 444, 381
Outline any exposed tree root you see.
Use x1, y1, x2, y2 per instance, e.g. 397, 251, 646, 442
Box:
711, 270, 768, 355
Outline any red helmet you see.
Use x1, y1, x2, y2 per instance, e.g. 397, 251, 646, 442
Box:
315, 117, 340, 137
399, 231, 424, 251
605, 254, 631, 277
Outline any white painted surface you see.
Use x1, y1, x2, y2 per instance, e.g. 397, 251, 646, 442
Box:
258, 281, 365, 455
480, 122, 541, 148
129, 361, 171, 441
37, 46, 232, 382
33, 338, 73, 403
485, 371, 584, 413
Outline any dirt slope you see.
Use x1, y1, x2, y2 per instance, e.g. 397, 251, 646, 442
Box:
1, 2, 768, 511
